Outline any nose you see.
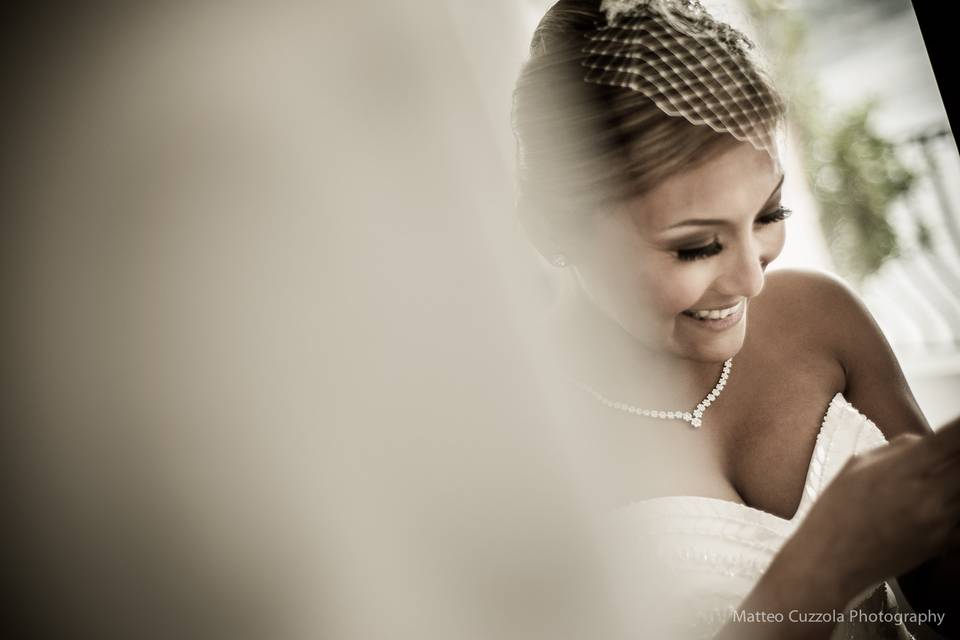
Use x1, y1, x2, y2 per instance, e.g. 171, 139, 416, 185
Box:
717, 237, 768, 299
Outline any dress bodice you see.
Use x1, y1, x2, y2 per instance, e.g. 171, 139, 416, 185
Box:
601, 392, 917, 639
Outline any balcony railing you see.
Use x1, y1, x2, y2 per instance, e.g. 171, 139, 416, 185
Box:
857, 124, 960, 377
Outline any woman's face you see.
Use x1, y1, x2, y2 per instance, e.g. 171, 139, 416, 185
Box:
570, 141, 786, 364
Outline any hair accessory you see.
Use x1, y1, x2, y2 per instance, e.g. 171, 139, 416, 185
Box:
585, 0, 784, 158
600, 0, 702, 27
573, 358, 732, 429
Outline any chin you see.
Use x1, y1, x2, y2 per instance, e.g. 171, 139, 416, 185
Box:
672, 307, 748, 363
680, 330, 745, 363
709, 333, 745, 362
683, 347, 738, 364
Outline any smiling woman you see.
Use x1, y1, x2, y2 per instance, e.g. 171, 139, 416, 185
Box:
568, 142, 785, 367
513, 1, 959, 639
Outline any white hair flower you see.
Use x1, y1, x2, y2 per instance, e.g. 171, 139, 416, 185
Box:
598, 0, 651, 25
599, 0, 706, 26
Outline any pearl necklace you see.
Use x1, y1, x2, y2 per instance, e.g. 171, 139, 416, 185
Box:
572, 358, 732, 429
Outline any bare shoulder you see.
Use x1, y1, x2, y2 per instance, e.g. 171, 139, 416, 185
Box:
758, 267, 853, 313
756, 268, 933, 440
759, 266, 888, 373
750, 267, 854, 358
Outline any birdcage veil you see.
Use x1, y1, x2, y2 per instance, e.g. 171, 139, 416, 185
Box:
582, 0, 786, 160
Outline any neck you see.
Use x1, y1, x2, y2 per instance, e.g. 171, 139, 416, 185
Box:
544, 286, 725, 411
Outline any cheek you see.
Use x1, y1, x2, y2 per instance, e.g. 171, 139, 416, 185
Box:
578, 228, 653, 307
577, 229, 713, 324
574, 247, 640, 313
636, 258, 712, 316
577, 247, 675, 327
660, 264, 714, 315
770, 226, 787, 260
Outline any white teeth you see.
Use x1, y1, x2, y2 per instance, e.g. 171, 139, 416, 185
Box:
687, 300, 742, 320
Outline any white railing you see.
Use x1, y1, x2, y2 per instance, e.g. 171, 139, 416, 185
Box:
857, 125, 960, 427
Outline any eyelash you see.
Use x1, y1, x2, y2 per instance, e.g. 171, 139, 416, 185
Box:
675, 206, 793, 262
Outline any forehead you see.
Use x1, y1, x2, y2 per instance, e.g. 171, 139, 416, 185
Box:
621, 142, 782, 234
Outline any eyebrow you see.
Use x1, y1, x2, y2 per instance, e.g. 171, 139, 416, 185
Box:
661, 174, 786, 231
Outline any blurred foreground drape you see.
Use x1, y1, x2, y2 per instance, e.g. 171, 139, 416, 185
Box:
5, 2, 632, 639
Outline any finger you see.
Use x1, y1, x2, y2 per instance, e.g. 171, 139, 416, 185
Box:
883, 434, 922, 454
928, 468, 960, 519
922, 416, 960, 468
944, 525, 960, 554
947, 480, 960, 510
932, 463, 960, 504
927, 448, 960, 479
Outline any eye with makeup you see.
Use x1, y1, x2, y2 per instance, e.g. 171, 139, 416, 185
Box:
674, 205, 793, 262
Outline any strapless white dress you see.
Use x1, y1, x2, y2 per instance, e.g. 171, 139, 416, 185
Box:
600, 392, 917, 639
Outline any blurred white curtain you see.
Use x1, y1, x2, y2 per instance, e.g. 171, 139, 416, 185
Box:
9, 1, 632, 639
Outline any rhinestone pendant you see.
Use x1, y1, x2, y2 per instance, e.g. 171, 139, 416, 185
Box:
571, 357, 732, 429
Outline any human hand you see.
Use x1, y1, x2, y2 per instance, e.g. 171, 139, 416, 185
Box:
793, 417, 960, 601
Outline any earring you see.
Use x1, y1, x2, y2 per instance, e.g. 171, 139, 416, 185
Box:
550, 253, 569, 268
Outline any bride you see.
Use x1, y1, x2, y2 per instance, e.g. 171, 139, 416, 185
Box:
512, 1, 960, 638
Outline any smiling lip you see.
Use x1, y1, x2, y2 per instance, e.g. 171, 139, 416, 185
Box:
684, 299, 745, 313
681, 299, 746, 331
